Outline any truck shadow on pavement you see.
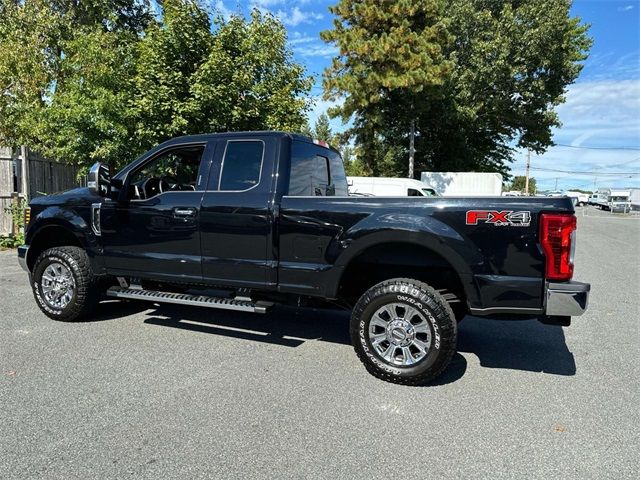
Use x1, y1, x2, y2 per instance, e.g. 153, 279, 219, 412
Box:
457, 316, 576, 376
94, 301, 576, 382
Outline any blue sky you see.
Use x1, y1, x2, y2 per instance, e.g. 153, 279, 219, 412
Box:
214, 0, 640, 191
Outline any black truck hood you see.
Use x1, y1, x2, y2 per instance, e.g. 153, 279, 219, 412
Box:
29, 187, 103, 207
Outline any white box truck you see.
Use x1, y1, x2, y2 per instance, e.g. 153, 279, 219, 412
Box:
595, 189, 631, 211
630, 188, 640, 211
420, 172, 503, 197
606, 189, 632, 212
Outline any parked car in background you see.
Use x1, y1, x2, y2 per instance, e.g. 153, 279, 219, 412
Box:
420, 172, 503, 197
546, 190, 564, 197
347, 177, 438, 197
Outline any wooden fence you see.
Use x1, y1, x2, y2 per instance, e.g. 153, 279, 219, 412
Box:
27, 152, 85, 197
0, 147, 84, 235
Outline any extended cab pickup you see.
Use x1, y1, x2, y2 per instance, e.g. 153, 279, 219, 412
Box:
18, 132, 590, 385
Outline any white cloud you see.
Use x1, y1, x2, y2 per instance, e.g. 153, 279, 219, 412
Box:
295, 44, 338, 58
213, 0, 234, 21
277, 6, 324, 26
618, 5, 634, 12
555, 80, 640, 145
289, 34, 317, 46
509, 79, 640, 190
251, 0, 284, 7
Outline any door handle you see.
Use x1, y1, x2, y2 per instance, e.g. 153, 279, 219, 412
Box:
173, 207, 197, 218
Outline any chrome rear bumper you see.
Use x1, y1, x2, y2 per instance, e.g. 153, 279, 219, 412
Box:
545, 281, 590, 317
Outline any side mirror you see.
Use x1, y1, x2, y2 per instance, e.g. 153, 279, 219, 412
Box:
87, 162, 111, 197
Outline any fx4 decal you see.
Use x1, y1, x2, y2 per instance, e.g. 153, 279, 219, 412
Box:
466, 210, 531, 227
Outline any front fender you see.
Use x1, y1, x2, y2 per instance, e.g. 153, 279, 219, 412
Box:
26, 206, 93, 246
24, 205, 102, 272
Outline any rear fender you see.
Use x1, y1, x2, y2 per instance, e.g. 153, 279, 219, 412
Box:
330, 213, 481, 301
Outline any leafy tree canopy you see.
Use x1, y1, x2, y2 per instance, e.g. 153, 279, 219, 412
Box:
0, 0, 312, 172
322, 0, 592, 178
508, 175, 537, 194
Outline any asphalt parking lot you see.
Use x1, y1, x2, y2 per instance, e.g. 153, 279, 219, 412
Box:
1, 210, 639, 479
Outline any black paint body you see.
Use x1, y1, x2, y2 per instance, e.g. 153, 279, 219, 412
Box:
24, 132, 576, 316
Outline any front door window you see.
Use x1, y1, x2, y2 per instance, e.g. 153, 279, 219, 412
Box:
128, 146, 204, 200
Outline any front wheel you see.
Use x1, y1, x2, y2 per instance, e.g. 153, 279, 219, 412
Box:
351, 278, 457, 385
31, 246, 100, 321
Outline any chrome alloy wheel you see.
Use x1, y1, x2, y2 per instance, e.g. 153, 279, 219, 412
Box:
41, 262, 76, 309
367, 303, 432, 366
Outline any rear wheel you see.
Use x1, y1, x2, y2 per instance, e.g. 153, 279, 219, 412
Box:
31, 246, 99, 321
351, 278, 457, 385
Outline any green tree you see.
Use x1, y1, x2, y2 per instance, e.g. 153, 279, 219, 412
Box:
312, 113, 332, 143
133, 6, 312, 154
35, 27, 140, 170
508, 176, 536, 194
0, 1, 312, 171
298, 121, 314, 138
322, 0, 452, 175
343, 151, 371, 177
0, 0, 151, 152
322, 0, 591, 178
132, 0, 213, 149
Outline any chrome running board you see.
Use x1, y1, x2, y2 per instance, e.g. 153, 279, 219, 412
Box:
106, 287, 273, 314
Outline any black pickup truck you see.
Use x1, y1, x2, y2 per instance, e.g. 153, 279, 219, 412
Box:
18, 131, 590, 385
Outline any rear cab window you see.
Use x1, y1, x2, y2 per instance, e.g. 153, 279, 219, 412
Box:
288, 140, 348, 196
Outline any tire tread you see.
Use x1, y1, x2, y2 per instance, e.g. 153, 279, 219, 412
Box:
351, 277, 457, 386
32, 246, 99, 322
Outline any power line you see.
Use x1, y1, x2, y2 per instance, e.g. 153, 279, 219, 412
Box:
529, 166, 639, 175
553, 143, 640, 151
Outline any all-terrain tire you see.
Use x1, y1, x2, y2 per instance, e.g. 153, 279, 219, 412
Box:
31, 246, 100, 322
351, 278, 457, 386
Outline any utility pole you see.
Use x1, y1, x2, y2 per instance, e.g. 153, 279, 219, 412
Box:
524, 149, 531, 195
555, 177, 558, 191
408, 119, 415, 179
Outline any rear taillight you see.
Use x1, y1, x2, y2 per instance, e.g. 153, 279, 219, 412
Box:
540, 213, 576, 281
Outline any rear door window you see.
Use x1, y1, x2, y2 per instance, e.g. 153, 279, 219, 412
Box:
219, 140, 264, 191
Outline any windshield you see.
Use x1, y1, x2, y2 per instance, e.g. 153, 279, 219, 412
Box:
609, 196, 629, 202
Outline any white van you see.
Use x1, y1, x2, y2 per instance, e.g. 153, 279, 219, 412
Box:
565, 191, 589, 206
347, 177, 438, 197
